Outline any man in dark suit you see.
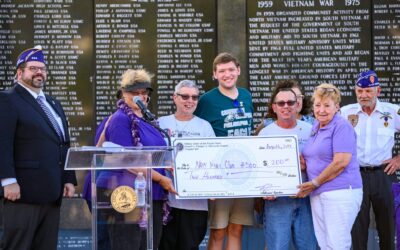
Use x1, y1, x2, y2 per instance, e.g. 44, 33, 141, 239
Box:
0, 46, 77, 250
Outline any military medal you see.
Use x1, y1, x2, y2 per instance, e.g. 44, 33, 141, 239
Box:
380, 112, 392, 127
111, 186, 137, 213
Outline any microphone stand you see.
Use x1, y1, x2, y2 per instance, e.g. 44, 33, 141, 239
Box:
142, 110, 156, 122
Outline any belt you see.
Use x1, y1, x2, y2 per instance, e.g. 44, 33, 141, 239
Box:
359, 164, 387, 172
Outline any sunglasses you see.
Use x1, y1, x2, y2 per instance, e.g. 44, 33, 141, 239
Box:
274, 100, 297, 107
233, 99, 245, 116
177, 93, 199, 101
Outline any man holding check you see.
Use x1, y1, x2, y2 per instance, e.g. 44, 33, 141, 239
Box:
258, 81, 317, 250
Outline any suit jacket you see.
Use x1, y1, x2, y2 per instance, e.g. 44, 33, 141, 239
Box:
0, 84, 77, 205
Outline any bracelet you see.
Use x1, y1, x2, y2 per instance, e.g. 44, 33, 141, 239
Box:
311, 179, 320, 188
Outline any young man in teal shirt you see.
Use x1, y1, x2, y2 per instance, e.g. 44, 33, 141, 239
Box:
195, 53, 254, 250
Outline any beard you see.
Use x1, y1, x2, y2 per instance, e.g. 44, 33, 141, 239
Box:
21, 74, 46, 89
358, 97, 377, 109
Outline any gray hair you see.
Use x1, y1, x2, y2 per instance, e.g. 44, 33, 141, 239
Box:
174, 80, 199, 94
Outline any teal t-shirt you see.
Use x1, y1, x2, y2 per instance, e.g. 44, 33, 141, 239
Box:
194, 87, 253, 137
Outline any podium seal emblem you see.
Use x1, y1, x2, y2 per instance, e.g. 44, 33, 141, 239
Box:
111, 186, 137, 213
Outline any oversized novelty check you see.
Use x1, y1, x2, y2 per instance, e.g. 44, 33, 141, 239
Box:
173, 136, 302, 199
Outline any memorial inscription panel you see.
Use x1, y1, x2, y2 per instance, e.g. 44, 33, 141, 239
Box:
247, 0, 371, 120
0, 0, 94, 146
1, 0, 216, 145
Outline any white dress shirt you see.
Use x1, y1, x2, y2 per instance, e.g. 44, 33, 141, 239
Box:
341, 100, 400, 166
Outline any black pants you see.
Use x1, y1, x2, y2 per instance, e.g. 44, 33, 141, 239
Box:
351, 168, 397, 250
152, 200, 164, 250
0, 199, 60, 250
159, 208, 208, 250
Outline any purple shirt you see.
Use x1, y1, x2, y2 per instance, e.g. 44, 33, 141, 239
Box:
96, 109, 167, 200
303, 113, 362, 195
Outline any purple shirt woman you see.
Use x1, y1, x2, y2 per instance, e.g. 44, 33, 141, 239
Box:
297, 83, 362, 249
96, 109, 167, 200
94, 69, 176, 250
304, 113, 362, 195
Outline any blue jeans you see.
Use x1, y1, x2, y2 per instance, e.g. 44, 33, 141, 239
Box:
263, 197, 317, 250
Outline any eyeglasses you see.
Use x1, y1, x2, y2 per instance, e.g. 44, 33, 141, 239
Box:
296, 94, 304, 100
177, 93, 199, 101
273, 100, 297, 107
25, 66, 47, 73
233, 99, 245, 116
316, 87, 337, 94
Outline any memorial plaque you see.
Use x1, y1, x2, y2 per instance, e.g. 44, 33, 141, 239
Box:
93, 0, 216, 120
247, 0, 371, 121
0, 0, 216, 145
155, 0, 216, 116
373, 1, 400, 103
94, 0, 156, 123
0, 0, 94, 147
372, 1, 400, 159
0, 0, 217, 198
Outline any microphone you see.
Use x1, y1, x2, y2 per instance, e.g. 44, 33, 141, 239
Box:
133, 96, 156, 121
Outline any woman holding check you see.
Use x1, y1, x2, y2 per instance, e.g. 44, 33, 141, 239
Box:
297, 83, 362, 249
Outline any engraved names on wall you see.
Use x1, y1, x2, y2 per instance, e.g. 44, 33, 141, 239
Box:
247, 0, 371, 120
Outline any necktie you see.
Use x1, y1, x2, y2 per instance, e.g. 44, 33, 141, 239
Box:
36, 96, 64, 141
